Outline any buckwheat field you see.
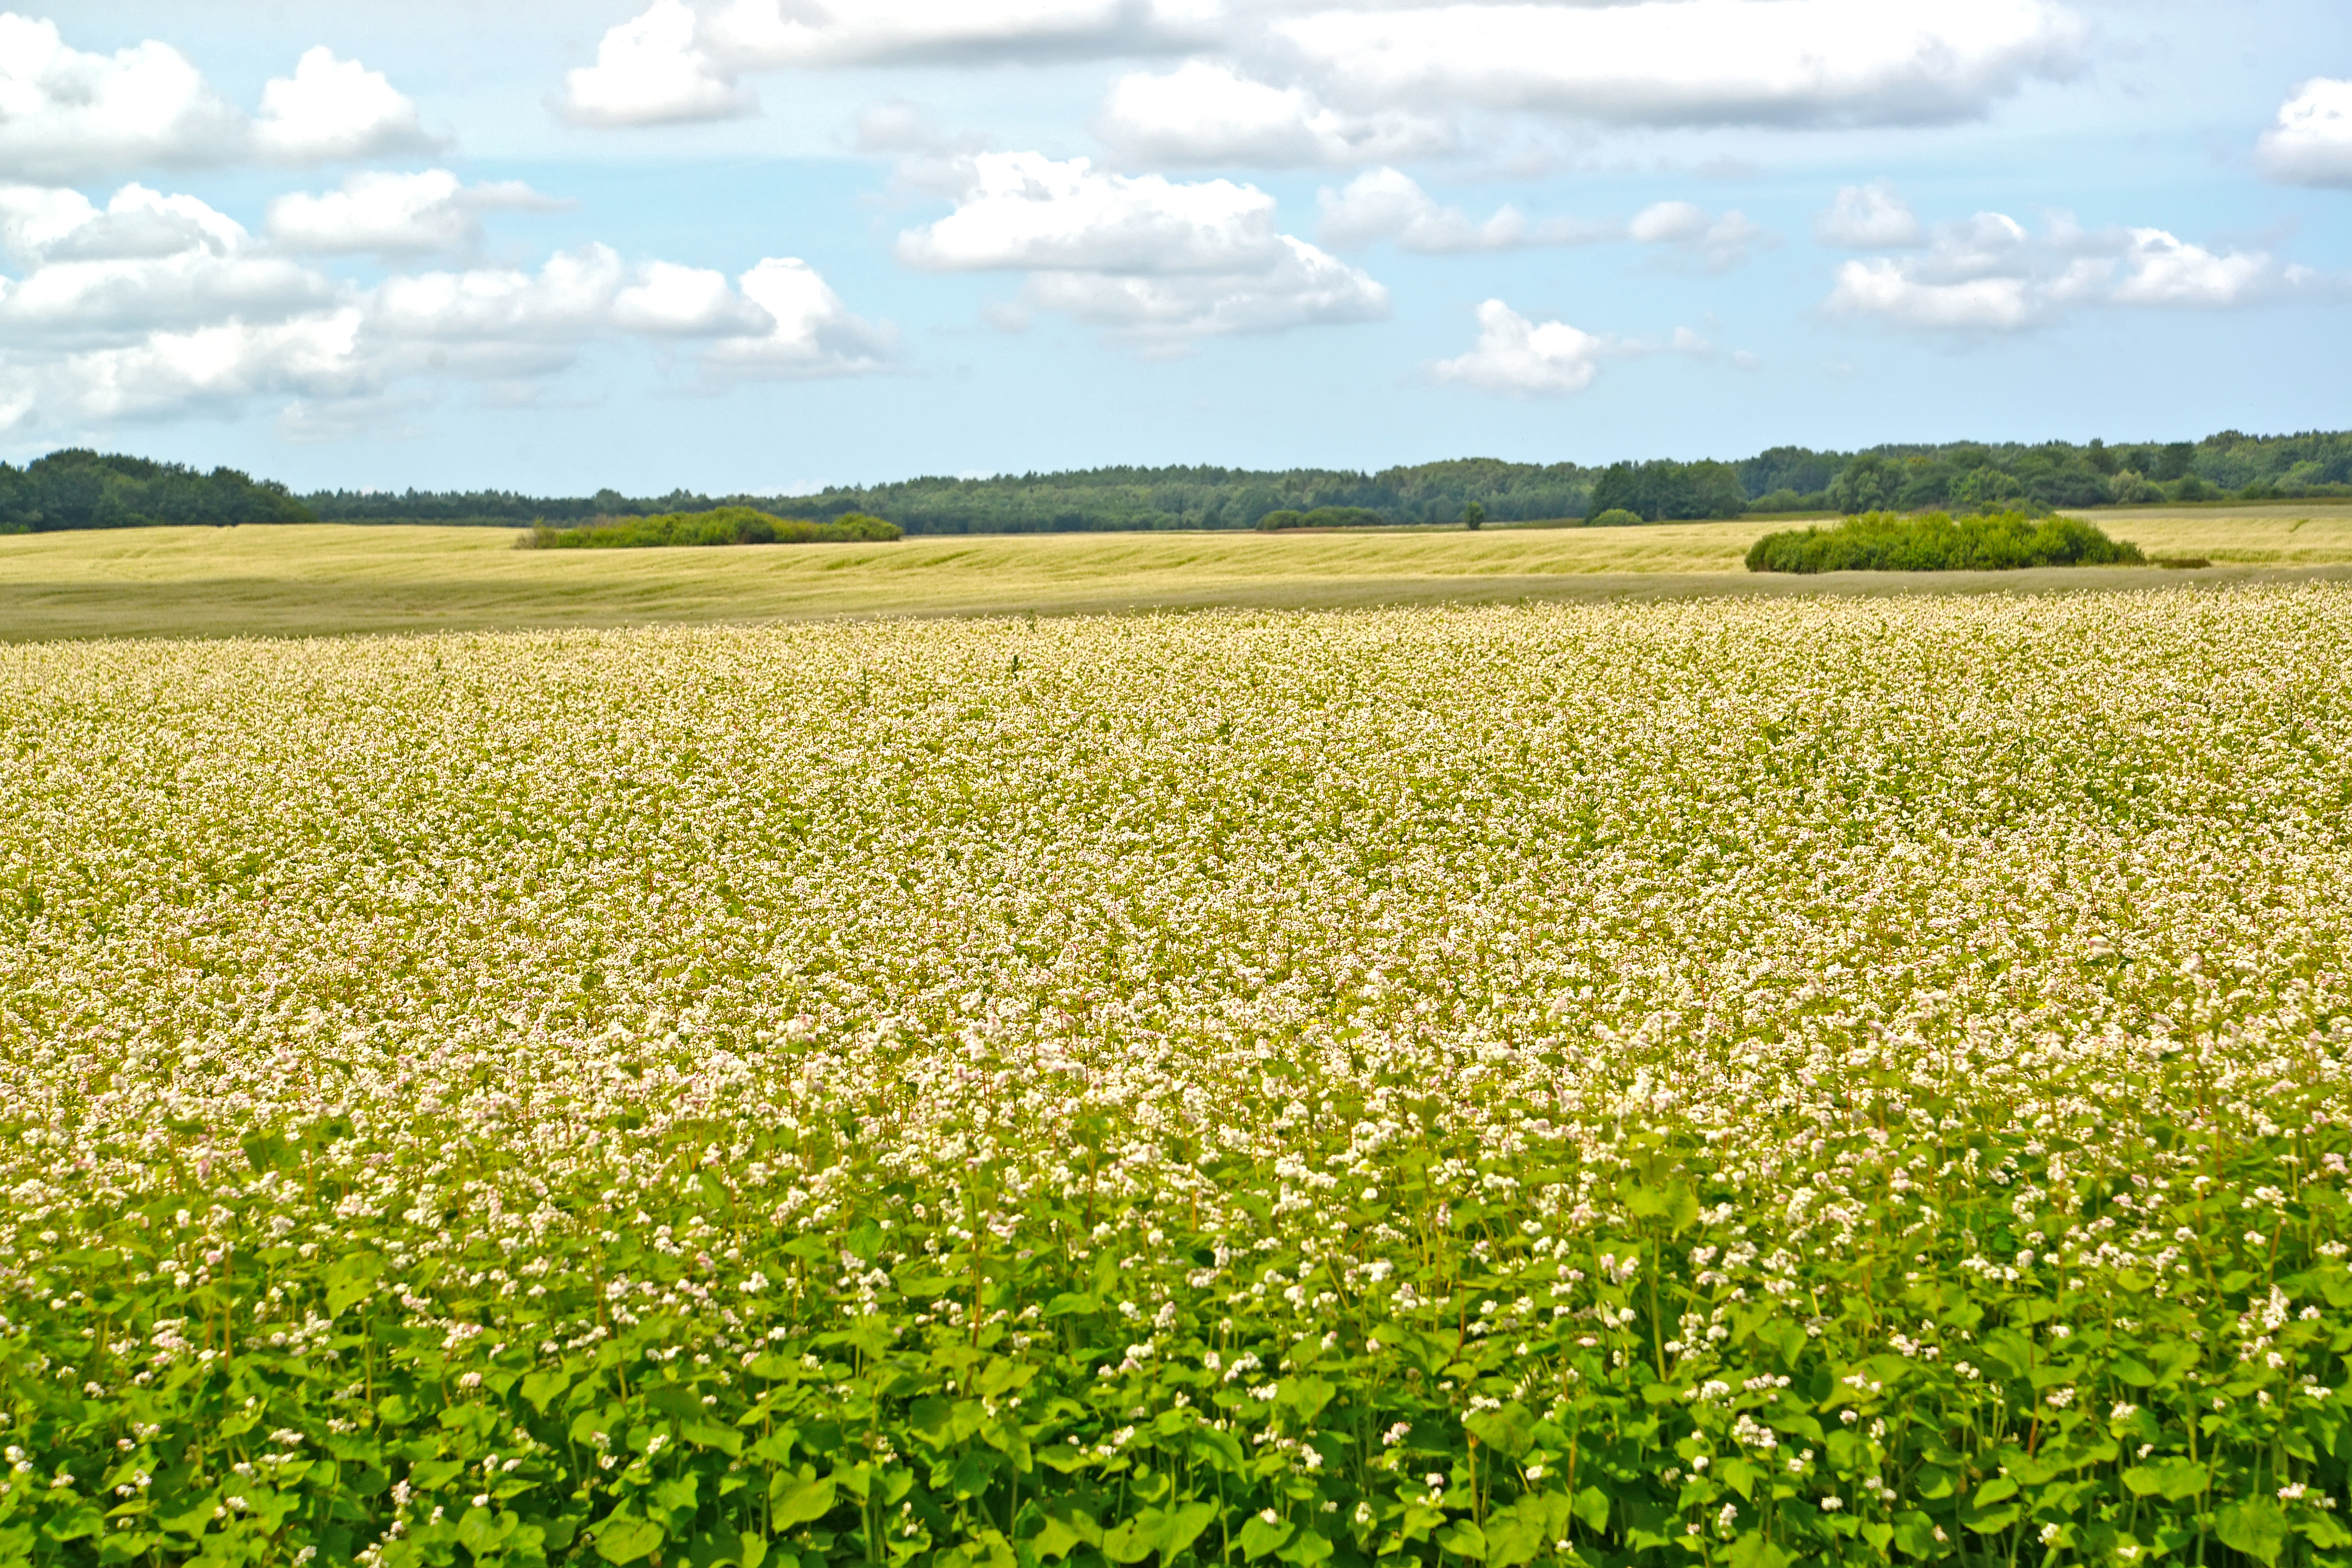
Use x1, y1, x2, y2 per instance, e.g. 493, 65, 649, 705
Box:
5, 586, 2351, 1568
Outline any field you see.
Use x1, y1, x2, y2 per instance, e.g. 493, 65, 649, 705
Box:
4, 505, 2352, 642
5, 585, 2351, 1568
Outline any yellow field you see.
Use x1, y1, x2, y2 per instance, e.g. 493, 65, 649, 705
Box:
3, 503, 2349, 641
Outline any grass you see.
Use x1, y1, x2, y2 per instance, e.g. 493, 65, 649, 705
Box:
4, 505, 2352, 642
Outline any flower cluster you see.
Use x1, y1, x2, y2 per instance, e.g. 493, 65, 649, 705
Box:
2, 587, 2349, 1567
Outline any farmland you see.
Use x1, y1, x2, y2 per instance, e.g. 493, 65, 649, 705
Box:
5, 584, 2351, 1568
3, 505, 2352, 642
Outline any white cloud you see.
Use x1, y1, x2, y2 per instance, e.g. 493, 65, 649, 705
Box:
694, 0, 1196, 68
1628, 200, 1767, 270
2258, 78, 2352, 188
2110, 228, 2274, 308
1429, 298, 1610, 395
252, 47, 432, 163
896, 151, 1385, 345
1276, 0, 2084, 129
897, 153, 1284, 274
0, 14, 243, 181
0, 185, 329, 342
708, 258, 899, 374
1816, 182, 1922, 248
0, 16, 430, 179
265, 171, 561, 256
0, 178, 890, 431
1825, 209, 2286, 332
1095, 61, 1451, 168
558, 0, 753, 127
561, 0, 1211, 127
1316, 167, 1604, 252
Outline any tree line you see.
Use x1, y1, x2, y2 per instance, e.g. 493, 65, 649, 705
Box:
8, 428, 2352, 535
0, 450, 312, 532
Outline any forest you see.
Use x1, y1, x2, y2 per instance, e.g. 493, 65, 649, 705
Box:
0, 449, 314, 532
10, 427, 2352, 535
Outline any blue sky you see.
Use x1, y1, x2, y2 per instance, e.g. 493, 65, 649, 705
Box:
2, 0, 2348, 494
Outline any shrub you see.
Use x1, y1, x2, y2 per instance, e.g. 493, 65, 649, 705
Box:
1463, 501, 1484, 531
1256, 507, 1385, 532
1587, 508, 1644, 528
524, 507, 899, 549
1745, 510, 2146, 574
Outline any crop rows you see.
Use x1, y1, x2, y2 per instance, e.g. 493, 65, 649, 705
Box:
3, 589, 2350, 1568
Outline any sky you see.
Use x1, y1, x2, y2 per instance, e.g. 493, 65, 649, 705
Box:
1, 0, 2349, 495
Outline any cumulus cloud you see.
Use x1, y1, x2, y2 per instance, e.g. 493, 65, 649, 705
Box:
1817, 182, 1923, 248
1429, 298, 1611, 395
1627, 201, 1768, 270
265, 172, 562, 256
565, 0, 2080, 145
252, 47, 434, 163
1824, 209, 2292, 333
1094, 62, 1451, 168
1273, 0, 2086, 130
561, 0, 1209, 126
0, 179, 890, 432
2258, 78, 2352, 188
0, 14, 243, 180
1316, 168, 1606, 252
895, 151, 1386, 345
707, 258, 898, 374
558, 0, 753, 127
0, 16, 430, 179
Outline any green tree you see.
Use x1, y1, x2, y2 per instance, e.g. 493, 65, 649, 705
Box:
1463, 501, 1484, 530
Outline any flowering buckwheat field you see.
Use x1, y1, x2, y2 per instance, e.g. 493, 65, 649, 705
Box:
5, 587, 2351, 1568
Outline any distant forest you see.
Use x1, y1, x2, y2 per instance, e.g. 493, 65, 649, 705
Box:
7, 429, 2352, 535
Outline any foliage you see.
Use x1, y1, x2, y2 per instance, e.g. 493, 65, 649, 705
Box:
1746, 511, 2148, 573
1256, 509, 1387, 532
1586, 461, 1748, 522
1462, 504, 1483, 532
0, 450, 312, 533
5, 591, 2352, 1568
524, 509, 902, 550
1585, 509, 1645, 529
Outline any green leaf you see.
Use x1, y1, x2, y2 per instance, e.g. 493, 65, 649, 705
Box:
1973, 1477, 2018, 1507
1572, 1487, 1610, 1535
1890, 1512, 1946, 1560
458, 1508, 518, 1555
1278, 1528, 1335, 1566
2218, 1499, 2289, 1567
1239, 1514, 1293, 1560
1480, 1504, 1546, 1567
1031, 1516, 1084, 1561
327, 1253, 384, 1316
1149, 1501, 1217, 1565
1723, 1536, 1790, 1568
1463, 1402, 1534, 1459
408, 1459, 464, 1492
521, 1369, 573, 1413
1434, 1521, 1487, 1562
595, 1517, 668, 1566
770, 1473, 837, 1529
1279, 1375, 1336, 1422
2123, 1458, 2208, 1502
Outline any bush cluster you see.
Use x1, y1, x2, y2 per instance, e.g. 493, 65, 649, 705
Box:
1745, 512, 2147, 574
523, 510, 902, 550
1255, 508, 1387, 532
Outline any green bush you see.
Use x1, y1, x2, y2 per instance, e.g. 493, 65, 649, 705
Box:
1256, 507, 1385, 532
1587, 508, 1645, 529
525, 508, 899, 550
1745, 511, 2146, 574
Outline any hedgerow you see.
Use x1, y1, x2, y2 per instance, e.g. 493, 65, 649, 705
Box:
4, 590, 2350, 1568
1744, 512, 2145, 574
524, 510, 900, 549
